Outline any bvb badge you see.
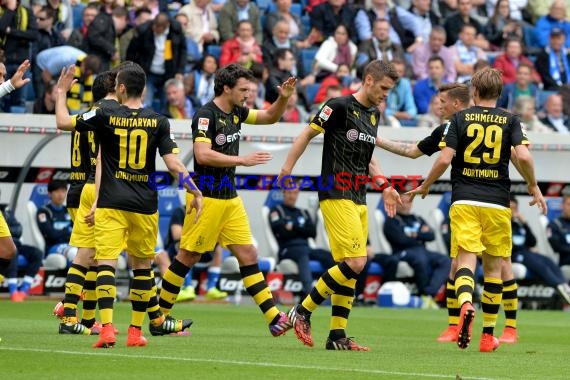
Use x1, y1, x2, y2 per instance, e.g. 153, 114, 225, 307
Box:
370, 114, 376, 126
233, 115, 239, 124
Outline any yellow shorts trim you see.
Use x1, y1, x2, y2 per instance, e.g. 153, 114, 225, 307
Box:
450, 204, 512, 258
0, 213, 11, 238
70, 184, 96, 248
179, 195, 252, 253
94, 208, 158, 260
320, 199, 367, 261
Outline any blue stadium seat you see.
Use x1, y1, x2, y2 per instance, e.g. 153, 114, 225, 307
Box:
300, 48, 317, 76
428, 192, 452, 254
546, 197, 563, 221
72, 3, 85, 29
300, 15, 311, 38
290, 3, 302, 17
157, 186, 183, 247
206, 44, 221, 61
186, 38, 202, 64
305, 83, 320, 102
255, 0, 271, 11
368, 261, 384, 276
27, 184, 50, 252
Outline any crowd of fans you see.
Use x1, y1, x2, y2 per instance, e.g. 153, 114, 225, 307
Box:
2, 0, 570, 128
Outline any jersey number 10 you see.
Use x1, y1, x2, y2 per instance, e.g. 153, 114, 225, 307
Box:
115, 129, 148, 170
463, 124, 503, 165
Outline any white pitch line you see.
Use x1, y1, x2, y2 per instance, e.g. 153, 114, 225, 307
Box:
0, 346, 503, 380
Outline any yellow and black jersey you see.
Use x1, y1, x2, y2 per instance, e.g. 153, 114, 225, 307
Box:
310, 95, 380, 205
441, 106, 529, 207
192, 101, 256, 199
73, 104, 179, 214
67, 99, 119, 208
417, 122, 446, 157
67, 129, 93, 209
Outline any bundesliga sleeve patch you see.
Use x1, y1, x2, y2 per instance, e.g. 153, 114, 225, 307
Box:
319, 106, 333, 121
38, 213, 47, 223
82, 109, 97, 120
198, 118, 210, 131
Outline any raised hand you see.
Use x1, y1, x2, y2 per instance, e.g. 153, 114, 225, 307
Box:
56, 65, 77, 93
10, 59, 31, 90
277, 77, 298, 98
241, 151, 272, 167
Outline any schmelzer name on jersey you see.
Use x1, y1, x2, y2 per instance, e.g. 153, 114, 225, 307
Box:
346, 129, 375, 144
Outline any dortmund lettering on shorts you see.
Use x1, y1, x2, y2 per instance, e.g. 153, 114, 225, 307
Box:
309, 95, 381, 205
442, 106, 529, 207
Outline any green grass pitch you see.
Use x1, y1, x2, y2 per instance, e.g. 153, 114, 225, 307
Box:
0, 301, 568, 379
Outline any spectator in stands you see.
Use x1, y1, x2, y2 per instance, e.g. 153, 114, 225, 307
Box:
535, 0, 570, 49
266, 48, 312, 110
165, 206, 228, 300
485, 0, 528, 22
356, 19, 406, 75
412, 26, 456, 82
492, 38, 542, 85
269, 184, 335, 300
310, 0, 357, 46
417, 93, 445, 128
261, 20, 304, 72
67, 2, 99, 52
37, 180, 73, 256
35, 48, 100, 113
354, 241, 399, 306
46, 0, 73, 39
409, 0, 441, 43
86, 5, 128, 71
263, 0, 305, 45
245, 80, 270, 110
218, 0, 262, 44
536, 28, 570, 91
313, 23, 357, 81
443, 0, 488, 49
413, 56, 446, 115
548, 194, 570, 268
219, 20, 263, 68
354, 0, 421, 51
281, 88, 310, 123
162, 78, 194, 119
119, 6, 152, 62
311, 83, 342, 114
484, 0, 524, 50
261, 20, 302, 74
313, 63, 359, 105
510, 195, 570, 305
512, 96, 550, 132
1, 202, 43, 302
385, 58, 418, 125
178, 0, 219, 53
539, 94, 570, 133
527, 0, 570, 24
188, 53, 217, 107
384, 190, 450, 307
126, 12, 187, 110
0, 0, 38, 112
32, 5, 66, 98
33, 79, 57, 114
496, 62, 539, 110
450, 24, 487, 84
